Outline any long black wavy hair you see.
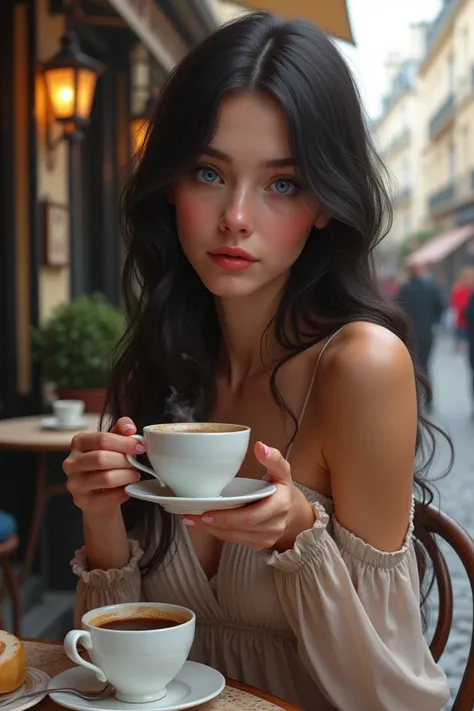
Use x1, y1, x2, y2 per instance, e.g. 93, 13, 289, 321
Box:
103, 12, 451, 604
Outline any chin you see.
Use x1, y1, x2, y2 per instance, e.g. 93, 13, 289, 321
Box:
199, 273, 262, 299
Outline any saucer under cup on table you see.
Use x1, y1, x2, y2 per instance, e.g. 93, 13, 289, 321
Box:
41, 416, 89, 431
125, 477, 277, 515
0, 668, 51, 711
48, 662, 225, 711
126, 422, 251, 498
63, 602, 196, 705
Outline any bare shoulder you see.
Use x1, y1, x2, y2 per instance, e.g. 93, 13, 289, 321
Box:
316, 322, 417, 551
319, 321, 414, 392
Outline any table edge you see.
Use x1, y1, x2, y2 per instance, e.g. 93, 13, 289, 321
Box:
23, 639, 301, 710
0, 443, 73, 452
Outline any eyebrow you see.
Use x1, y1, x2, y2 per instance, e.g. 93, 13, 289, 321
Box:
202, 146, 295, 168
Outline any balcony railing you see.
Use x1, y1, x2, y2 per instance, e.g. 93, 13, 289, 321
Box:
429, 93, 455, 138
382, 128, 411, 159
428, 173, 474, 215
429, 183, 455, 214
393, 187, 412, 207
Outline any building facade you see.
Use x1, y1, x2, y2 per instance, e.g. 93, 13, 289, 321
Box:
371, 26, 428, 258
373, 0, 474, 284
419, 0, 474, 233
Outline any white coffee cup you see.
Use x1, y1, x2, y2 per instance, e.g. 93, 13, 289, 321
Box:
126, 422, 250, 497
53, 399, 84, 427
64, 602, 195, 703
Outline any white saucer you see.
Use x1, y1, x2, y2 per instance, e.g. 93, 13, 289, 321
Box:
48, 662, 225, 711
41, 417, 90, 431
125, 477, 277, 515
0, 668, 51, 711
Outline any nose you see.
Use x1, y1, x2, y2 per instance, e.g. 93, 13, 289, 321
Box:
219, 190, 253, 238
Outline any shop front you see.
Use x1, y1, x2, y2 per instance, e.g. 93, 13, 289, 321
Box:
0, 0, 217, 638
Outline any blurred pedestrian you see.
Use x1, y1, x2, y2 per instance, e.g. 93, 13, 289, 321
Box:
466, 288, 474, 418
397, 262, 445, 410
450, 266, 474, 353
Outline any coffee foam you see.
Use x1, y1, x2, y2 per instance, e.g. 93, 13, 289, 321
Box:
152, 423, 246, 433
89, 606, 190, 629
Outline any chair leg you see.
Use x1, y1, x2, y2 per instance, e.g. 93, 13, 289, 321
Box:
0, 558, 20, 636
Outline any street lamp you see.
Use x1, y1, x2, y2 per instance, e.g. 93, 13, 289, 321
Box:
42, 29, 104, 140
41, 27, 104, 297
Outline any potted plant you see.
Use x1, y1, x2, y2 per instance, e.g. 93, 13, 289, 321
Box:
32, 292, 125, 413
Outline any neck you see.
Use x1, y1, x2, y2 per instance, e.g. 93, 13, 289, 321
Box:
216, 276, 288, 389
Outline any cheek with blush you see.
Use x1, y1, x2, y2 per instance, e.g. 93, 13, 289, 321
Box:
261, 205, 316, 261
173, 187, 220, 252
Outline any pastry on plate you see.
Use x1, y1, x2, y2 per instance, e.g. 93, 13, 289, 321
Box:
0, 630, 27, 694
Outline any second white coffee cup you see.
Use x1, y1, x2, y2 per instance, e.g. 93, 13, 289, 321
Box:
64, 602, 196, 703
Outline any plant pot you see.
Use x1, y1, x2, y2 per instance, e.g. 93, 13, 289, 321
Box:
57, 388, 106, 414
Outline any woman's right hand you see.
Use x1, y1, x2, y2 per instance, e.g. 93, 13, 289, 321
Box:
63, 417, 144, 517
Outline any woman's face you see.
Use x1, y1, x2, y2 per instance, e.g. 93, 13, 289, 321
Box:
171, 91, 327, 299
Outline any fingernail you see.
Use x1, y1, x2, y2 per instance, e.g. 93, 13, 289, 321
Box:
201, 516, 214, 523
136, 472, 141, 482
136, 443, 146, 454
123, 424, 135, 433
263, 444, 271, 457
182, 518, 195, 527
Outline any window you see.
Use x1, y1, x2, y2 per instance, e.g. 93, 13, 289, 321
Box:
448, 142, 456, 181
404, 216, 411, 236
403, 159, 411, 188
447, 54, 455, 93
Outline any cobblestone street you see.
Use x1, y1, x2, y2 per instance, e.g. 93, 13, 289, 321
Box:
427, 333, 473, 709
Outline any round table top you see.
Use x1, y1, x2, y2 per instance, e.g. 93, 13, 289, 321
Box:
0, 415, 100, 452
23, 639, 301, 711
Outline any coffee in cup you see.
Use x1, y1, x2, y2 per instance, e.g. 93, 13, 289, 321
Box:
126, 422, 250, 498
64, 602, 195, 703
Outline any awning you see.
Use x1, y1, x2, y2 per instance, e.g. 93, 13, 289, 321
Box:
226, 1, 354, 43
108, 0, 187, 70
405, 224, 474, 266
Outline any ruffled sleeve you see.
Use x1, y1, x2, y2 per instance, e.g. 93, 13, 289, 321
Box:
267, 498, 450, 711
71, 539, 144, 626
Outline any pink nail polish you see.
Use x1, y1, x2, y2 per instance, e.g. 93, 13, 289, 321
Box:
182, 518, 195, 527
263, 444, 271, 457
123, 424, 135, 433
136, 443, 146, 454
201, 516, 214, 523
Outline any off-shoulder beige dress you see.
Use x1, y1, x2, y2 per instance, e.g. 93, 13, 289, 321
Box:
72, 329, 450, 711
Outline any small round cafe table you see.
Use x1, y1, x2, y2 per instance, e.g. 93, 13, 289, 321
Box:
0, 415, 100, 584
25, 639, 302, 711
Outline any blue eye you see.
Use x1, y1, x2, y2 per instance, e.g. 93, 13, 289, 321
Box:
196, 167, 221, 184
271, 179, 298, 195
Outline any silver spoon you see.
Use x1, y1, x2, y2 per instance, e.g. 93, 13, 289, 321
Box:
0, 684, 114, 706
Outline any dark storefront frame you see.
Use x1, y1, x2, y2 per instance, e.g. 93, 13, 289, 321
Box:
0, 0, 41, 420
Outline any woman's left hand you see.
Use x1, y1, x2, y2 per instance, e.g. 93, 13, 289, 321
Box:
181, 442, 315, 551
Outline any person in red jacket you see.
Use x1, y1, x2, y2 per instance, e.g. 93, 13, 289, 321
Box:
450, 267, 474, 352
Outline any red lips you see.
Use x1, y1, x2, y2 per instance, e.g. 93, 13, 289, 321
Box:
208, 247, 257, 272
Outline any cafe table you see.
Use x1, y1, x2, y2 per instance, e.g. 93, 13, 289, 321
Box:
0, 415, 100, 584
23, 638, 302, 711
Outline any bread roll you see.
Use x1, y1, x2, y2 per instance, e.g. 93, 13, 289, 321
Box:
0, 631, 27, 694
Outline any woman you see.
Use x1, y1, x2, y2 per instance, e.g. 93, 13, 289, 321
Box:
63, 13, 450, 711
